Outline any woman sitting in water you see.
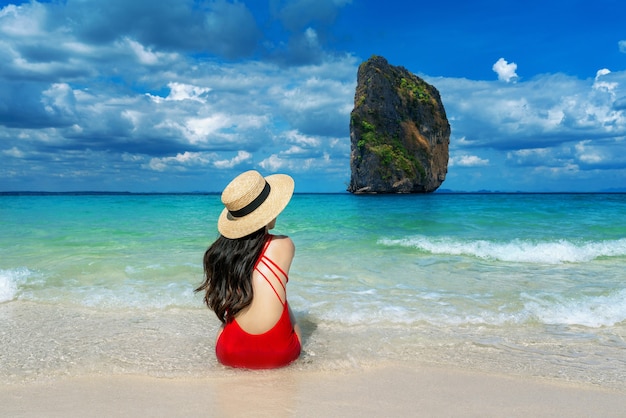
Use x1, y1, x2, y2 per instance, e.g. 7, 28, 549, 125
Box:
195, 170, 301, 369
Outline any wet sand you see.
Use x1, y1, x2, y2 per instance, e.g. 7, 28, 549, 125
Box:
2, 363, 625, 417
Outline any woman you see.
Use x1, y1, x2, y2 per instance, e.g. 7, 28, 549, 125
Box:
195, 170, 301, 369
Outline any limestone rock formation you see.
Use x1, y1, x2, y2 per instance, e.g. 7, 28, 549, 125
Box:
348, 56, 450, 193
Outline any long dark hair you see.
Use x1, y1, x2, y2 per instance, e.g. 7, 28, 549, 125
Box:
195, 228, 267, 323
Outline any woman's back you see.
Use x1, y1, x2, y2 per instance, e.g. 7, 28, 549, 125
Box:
215, 234, 301, 368
234, 234, 294, 334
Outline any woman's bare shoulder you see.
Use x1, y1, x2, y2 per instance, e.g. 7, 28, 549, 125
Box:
270, 234, 295, 250
268, 234, 295, 260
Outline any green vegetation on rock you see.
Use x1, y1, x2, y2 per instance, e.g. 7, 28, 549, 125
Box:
399, 77, 430, 103
357, 119, 421, 179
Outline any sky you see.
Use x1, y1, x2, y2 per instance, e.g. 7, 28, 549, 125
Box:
1, 0, 625, 193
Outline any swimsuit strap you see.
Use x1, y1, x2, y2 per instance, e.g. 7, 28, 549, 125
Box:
254, 235, 288, 304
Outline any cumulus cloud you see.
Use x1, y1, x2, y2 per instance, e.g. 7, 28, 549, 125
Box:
283, 130, 322, 148
450, 155, 489, 167
427, 66, 626, 190
430, 69, 626, 151
40, 83, 77, 121
593, 68, 618, 95
574, 139, 626, 170
146, 151, 217, 172
213, 151, 253, 169
575, 140, 605, 164
259, 154, 288, 171
123, 37, 179, 66
162, 83, 211, 102
492, 58, 518, 83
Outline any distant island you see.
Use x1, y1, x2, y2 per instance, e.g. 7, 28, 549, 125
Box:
348, 56, 450, 194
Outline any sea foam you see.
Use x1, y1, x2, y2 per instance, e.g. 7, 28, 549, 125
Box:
0, 267, 31, 303
380, 236, 626, 264
523, 289, 626, 327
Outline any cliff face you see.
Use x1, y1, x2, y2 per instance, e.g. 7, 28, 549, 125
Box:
348, 56, 450, 193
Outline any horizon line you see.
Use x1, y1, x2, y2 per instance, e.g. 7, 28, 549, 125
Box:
2, 190, 625, 196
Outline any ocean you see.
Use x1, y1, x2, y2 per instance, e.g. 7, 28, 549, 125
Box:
1, 193, 625, 388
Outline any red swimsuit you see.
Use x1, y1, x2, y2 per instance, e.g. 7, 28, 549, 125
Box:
215, 235, 301, 369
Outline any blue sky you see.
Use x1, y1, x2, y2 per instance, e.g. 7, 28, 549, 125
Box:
1, 0, 625, 192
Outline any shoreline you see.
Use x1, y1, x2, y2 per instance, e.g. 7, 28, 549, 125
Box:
3, 300, 626, 392
3, 363, 625, 418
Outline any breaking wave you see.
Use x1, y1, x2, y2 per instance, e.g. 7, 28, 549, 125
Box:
379, 236, 626, 264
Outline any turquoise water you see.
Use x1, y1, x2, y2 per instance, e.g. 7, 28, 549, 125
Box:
1, 193, 625, 387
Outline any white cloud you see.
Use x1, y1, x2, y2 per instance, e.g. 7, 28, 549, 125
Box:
41, 83, 77, 119
431, 70, 626, 152
575, 140, 605, 164
450, 155, 489, 167
259, 154, 287, 171
2, 147, 24, 158
214, 151, 252, 169
619, 40, 626, 53
593, 68, 618, 95
492, 58, 518, 83
165, 82, 211, 102
146, 151, 215, 172
283, 145, 308, 155
283, 130, 321, 147
0, 3, 46, 37
184, 114, 233, 144
124, 37, 178, 66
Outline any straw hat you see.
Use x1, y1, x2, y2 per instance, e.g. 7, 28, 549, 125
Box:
217, 170, 294, 239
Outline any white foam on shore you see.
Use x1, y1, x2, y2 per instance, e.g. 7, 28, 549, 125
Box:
6, 263, 624, 329
523, 288, 626, 327
0, 267, 32, 303
294, 282, 626, 328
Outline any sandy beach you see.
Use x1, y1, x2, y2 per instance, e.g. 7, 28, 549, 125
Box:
2, 363, 625, 418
